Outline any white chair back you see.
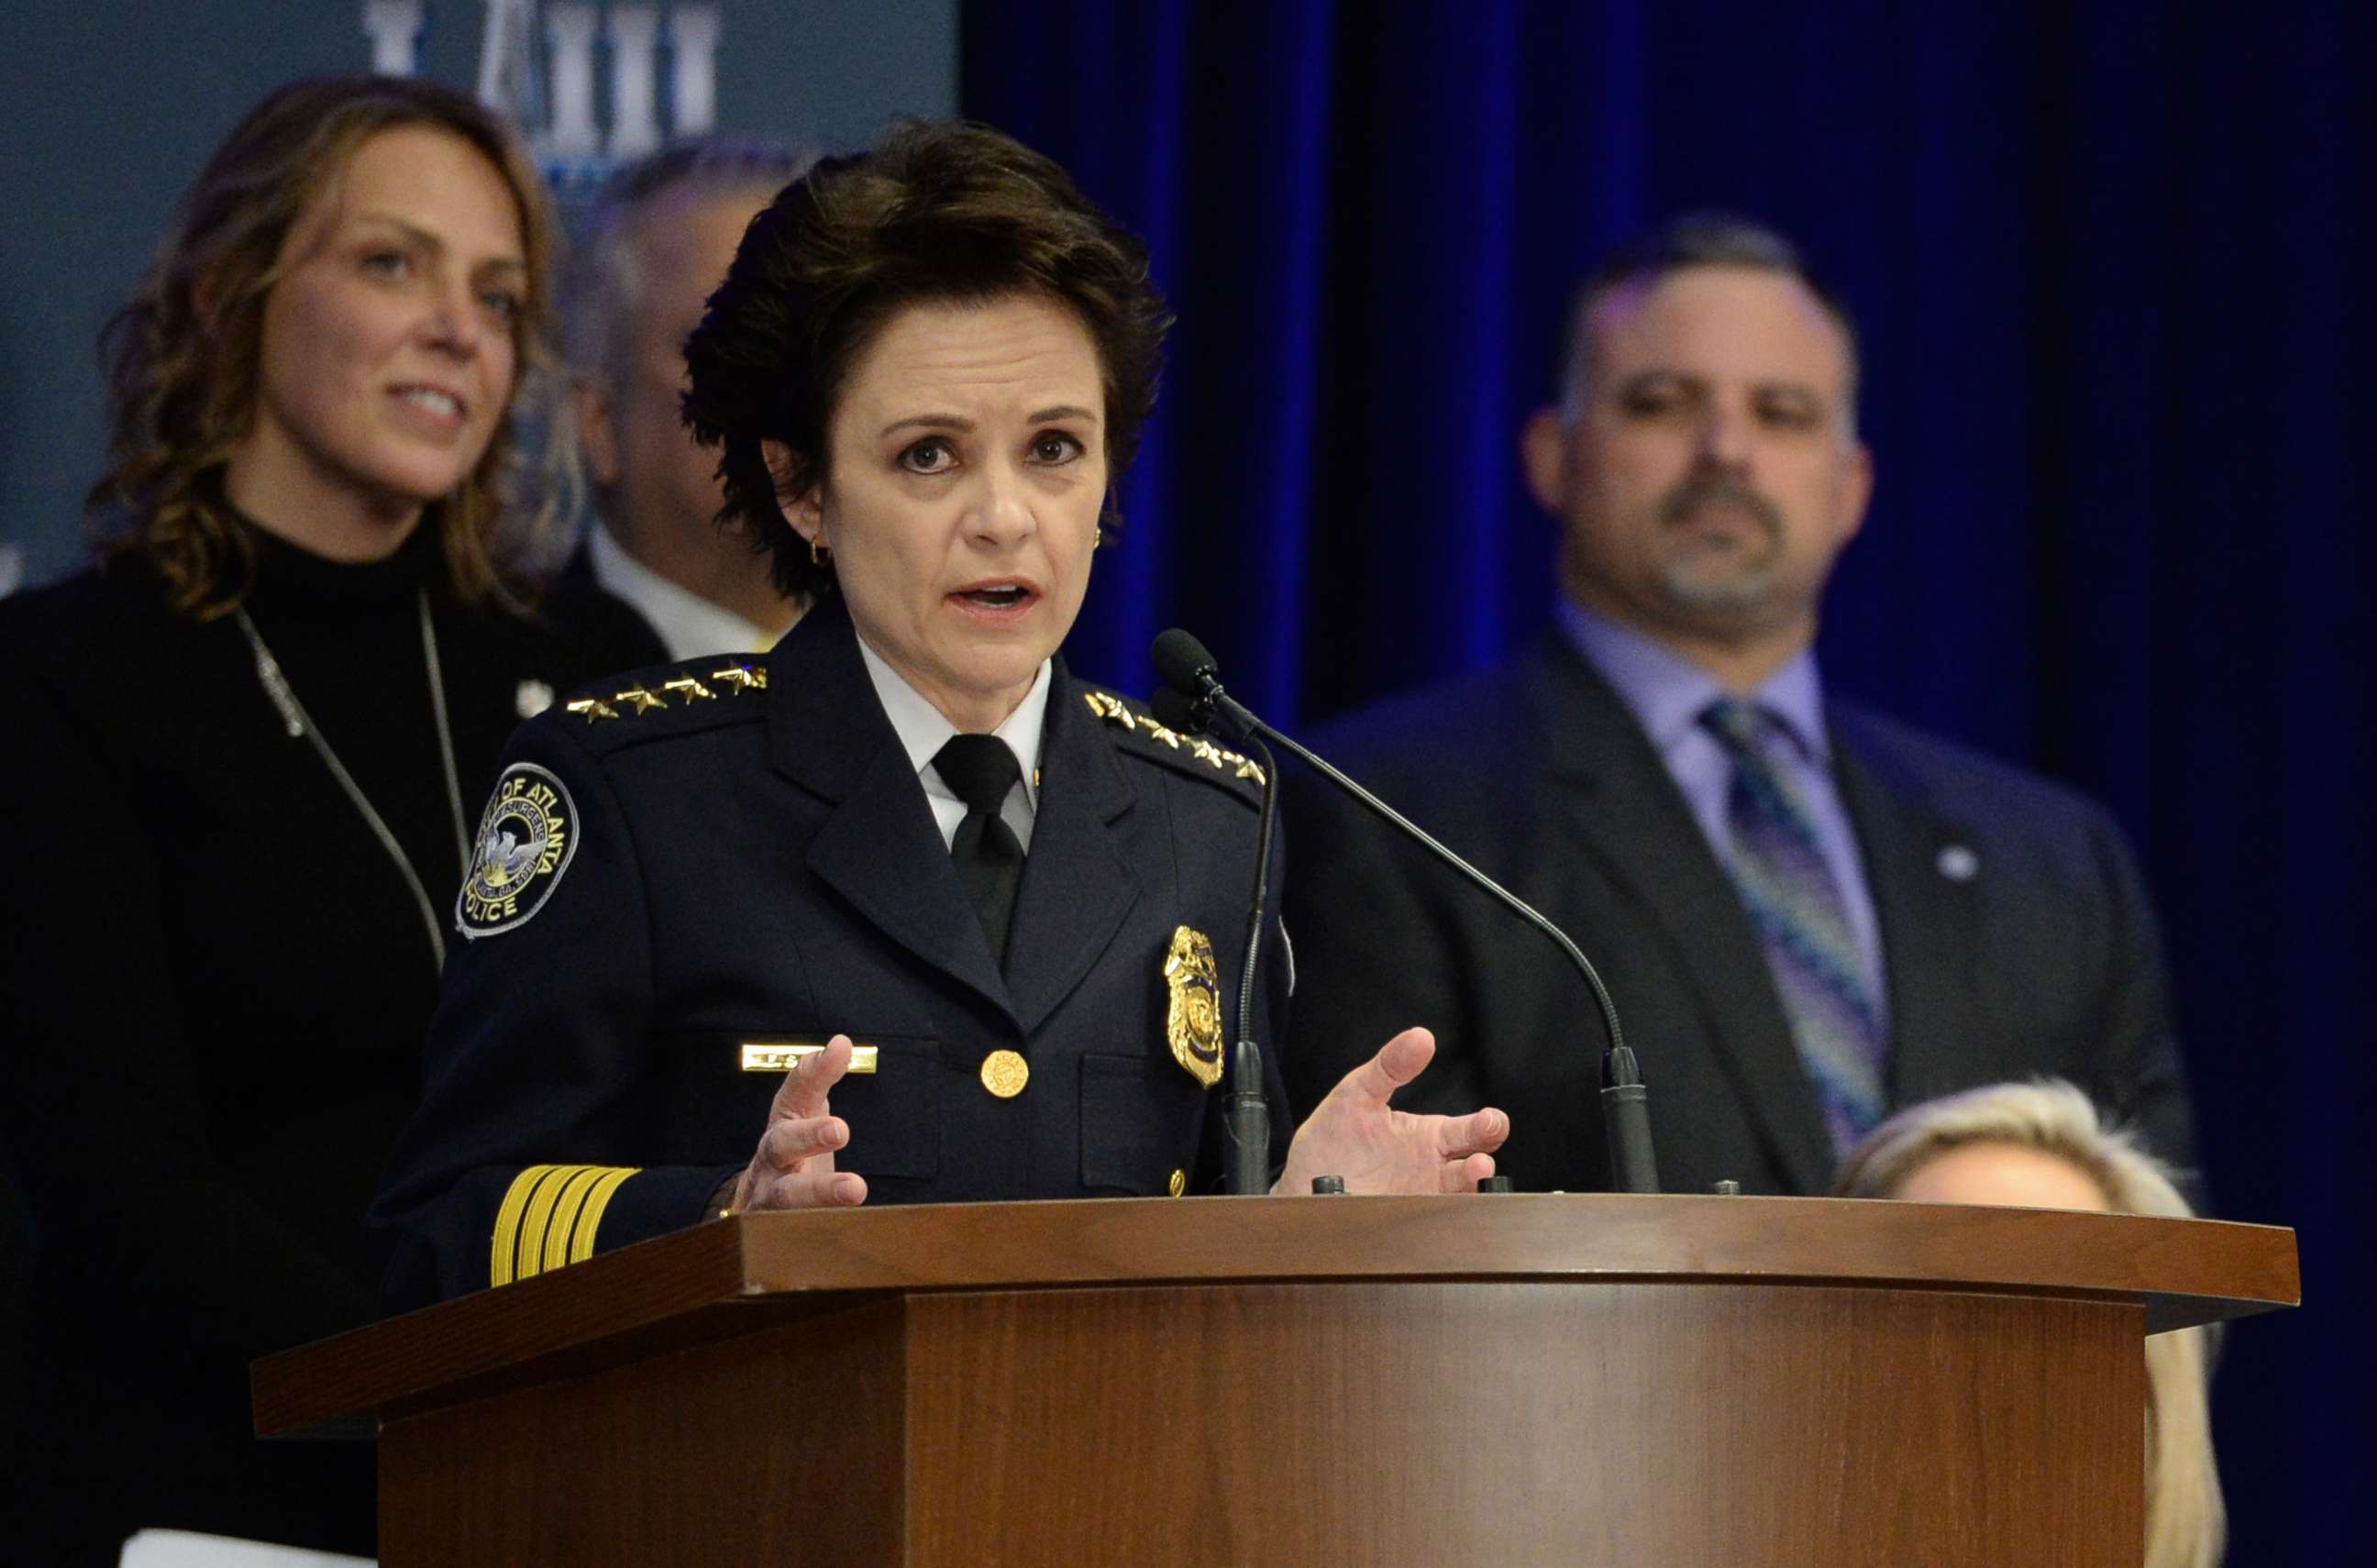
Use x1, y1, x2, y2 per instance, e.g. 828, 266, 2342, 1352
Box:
120, 1529, 373, 1568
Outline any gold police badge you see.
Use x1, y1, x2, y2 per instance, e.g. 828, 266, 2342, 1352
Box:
457, 763, 579, 939
1163, 925, 1225, 1088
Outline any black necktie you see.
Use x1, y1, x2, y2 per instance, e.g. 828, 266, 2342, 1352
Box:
932, 734, 1025, 966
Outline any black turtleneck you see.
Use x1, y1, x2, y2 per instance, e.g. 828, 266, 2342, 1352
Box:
0, 522, 663, 1560
242, 521, 476, 951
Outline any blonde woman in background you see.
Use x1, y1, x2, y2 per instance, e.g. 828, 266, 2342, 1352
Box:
0, 75, 659, 1562
1835, 1080, 2224, 1568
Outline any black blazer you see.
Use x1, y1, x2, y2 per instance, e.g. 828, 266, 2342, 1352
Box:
1279, 635, 2194, 1198
371, 597, 1288, 1309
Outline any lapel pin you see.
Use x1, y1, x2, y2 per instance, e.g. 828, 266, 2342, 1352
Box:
1936, 844, 1979, 882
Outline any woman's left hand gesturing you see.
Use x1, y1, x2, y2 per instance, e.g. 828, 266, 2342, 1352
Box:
1277, 1027, 1509, 1195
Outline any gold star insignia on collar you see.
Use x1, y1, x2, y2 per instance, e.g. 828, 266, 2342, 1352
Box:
614, 685, 667, 714
711, 664, 760, 692
565, 698, 619, 723
662, 677, 715, 701
1082, 690, 1262, 780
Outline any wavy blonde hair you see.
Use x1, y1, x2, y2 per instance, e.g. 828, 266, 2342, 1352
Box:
89, 75, 563, 618
1835, 1080, 2224, 1568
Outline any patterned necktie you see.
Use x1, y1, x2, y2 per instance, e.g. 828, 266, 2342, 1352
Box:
1700, 698, 1886, 1151
933, 734, 1026, 966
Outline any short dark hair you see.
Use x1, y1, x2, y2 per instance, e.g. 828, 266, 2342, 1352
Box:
681, 119, 1170, 602
1559, 213, 1860, 406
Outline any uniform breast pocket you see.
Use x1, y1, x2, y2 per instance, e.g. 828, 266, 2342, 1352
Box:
711, 1032, 942, 1181
1079, 1052, 1208, 1195
826, 1034, 941, 1181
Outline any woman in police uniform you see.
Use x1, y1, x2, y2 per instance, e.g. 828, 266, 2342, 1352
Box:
371, 120, 1506, 1308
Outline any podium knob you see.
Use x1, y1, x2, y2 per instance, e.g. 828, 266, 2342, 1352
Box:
1310, 1176, 1347, 1194
1712, 1179, 1742, 1196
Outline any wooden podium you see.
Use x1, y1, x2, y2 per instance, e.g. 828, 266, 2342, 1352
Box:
254, 1196, 2296, 1566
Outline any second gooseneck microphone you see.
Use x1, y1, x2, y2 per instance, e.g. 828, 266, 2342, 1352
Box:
1151, 629, 1659, 1195
1224, 733, 1279, 1198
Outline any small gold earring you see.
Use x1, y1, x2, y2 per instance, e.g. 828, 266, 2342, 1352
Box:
809, 537, 830, 567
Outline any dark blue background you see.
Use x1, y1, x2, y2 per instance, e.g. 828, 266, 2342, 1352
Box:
967, 3, 2371, 1561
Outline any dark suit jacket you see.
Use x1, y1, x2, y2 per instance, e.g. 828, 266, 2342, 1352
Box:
371, 596, 1287, 1309
1279, 635, 2194, 1198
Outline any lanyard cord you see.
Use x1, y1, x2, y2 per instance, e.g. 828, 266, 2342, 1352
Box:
417, 591, 470, 882
234, 590, 469, 972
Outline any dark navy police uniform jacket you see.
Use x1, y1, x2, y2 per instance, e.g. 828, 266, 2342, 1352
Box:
370, 596, 1288, 1309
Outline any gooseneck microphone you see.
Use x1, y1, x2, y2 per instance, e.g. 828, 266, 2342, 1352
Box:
1152, 628, 1658, 1195
1150, 684, 1277, 1196
1151, 678, 1276, 1196
1231, 732, 1280, 1197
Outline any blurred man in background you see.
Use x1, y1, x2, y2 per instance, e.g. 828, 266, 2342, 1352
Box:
566, 138, 815, 657
1283, 215, 2195, 1199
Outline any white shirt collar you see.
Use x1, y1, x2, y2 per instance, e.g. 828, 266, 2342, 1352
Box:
855, 632, 1048, 815
586, 522, 775, 661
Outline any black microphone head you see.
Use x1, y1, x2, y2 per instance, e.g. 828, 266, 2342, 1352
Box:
1150, 684, 1210, 735
1152, 627, 1221, 695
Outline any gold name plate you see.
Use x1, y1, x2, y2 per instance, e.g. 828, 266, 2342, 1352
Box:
739, 1043, 881, 1074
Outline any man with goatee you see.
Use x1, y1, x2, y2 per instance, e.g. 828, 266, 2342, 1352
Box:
1281, 215, 2195, 1198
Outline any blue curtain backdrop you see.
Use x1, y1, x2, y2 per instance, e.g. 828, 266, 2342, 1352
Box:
967, 2, 2371, 1561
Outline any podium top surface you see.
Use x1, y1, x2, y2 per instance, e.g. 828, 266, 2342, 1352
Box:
254, 1193, 2298, 1438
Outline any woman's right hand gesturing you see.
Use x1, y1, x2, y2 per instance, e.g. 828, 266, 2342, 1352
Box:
730, 1034, 870, 1211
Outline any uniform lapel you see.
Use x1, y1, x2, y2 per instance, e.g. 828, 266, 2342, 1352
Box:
1829, 707, 1988, 1110
1531, 641, 1837, 1195
766, 599, 1014, 1022
1002, 667, 1143, 1035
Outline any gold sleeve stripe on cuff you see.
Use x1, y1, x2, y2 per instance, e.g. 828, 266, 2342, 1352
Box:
490, 1164, 562, 1289
507, 1165, 576, 1285
514, 1166, 578, 1284
569, 1166, 640, 1264
539, 1166, 607, 1275
489, 1164, 642, 1287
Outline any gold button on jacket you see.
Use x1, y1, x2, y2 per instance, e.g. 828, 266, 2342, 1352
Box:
979, 1049, 1030, 1099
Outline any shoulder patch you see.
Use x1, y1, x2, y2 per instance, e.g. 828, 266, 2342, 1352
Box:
457, 763, 580, 938
1079, 689, 1267, 791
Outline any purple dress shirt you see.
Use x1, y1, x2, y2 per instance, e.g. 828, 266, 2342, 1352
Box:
1555, 602, 1891, 1035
